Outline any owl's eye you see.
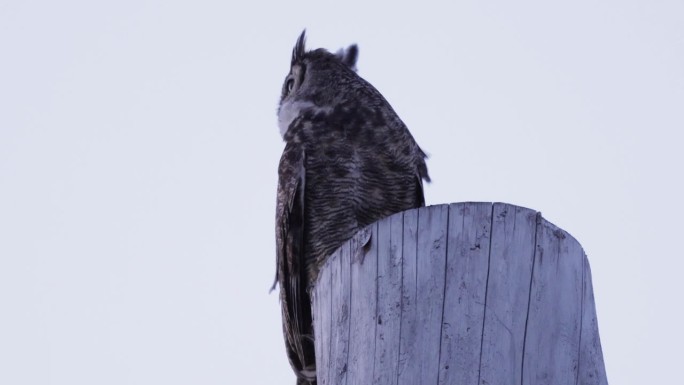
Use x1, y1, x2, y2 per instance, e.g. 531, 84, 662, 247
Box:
286, 78, 295, 93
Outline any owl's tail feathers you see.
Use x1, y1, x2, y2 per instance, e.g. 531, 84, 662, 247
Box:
296, 376, 316, 385
295, 365, 316, 385
296, 333, 317, 382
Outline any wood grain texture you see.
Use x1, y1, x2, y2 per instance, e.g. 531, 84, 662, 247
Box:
311, 203, 607, 385
523, 219, 583, 385
372, 213, 403, 385
347, 224, 378, 385
328, 239, 351, 385
577, 253, 608, 385
397, 208, 418, 385
437, 202, 491, 385
412, 205, 449, 385
479, 203, 538, 384
313, 250, 332, 385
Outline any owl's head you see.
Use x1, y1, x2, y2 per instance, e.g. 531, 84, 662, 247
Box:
277, 30, 361, 138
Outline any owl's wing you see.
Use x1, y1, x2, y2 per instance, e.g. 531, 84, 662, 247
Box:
274, 143, 315, 381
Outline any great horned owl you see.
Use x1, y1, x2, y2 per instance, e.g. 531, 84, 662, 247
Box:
273, 31, 430, 385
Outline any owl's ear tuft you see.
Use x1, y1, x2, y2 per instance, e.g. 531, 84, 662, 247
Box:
336, 44, 359, 71
292, 30, 307, 66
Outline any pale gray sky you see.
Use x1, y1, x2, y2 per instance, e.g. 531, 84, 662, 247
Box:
1, 1, 682, 384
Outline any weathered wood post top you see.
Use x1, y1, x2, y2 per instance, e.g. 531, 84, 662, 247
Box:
312, 202, 607, 385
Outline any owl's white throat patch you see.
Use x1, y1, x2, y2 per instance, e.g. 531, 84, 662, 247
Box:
278, 100, 332, 138
279, 100, 312, 138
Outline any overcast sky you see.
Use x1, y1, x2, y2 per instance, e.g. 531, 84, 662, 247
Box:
1, 1, 682, 384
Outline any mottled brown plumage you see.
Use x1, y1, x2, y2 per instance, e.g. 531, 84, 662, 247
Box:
273, 31, 430, 385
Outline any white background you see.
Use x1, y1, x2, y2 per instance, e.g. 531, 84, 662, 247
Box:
1, 1, 682, 384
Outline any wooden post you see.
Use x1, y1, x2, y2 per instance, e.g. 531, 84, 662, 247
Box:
311, 202, 607, 385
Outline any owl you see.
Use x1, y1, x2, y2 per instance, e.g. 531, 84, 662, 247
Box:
273, 31, 430, 385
